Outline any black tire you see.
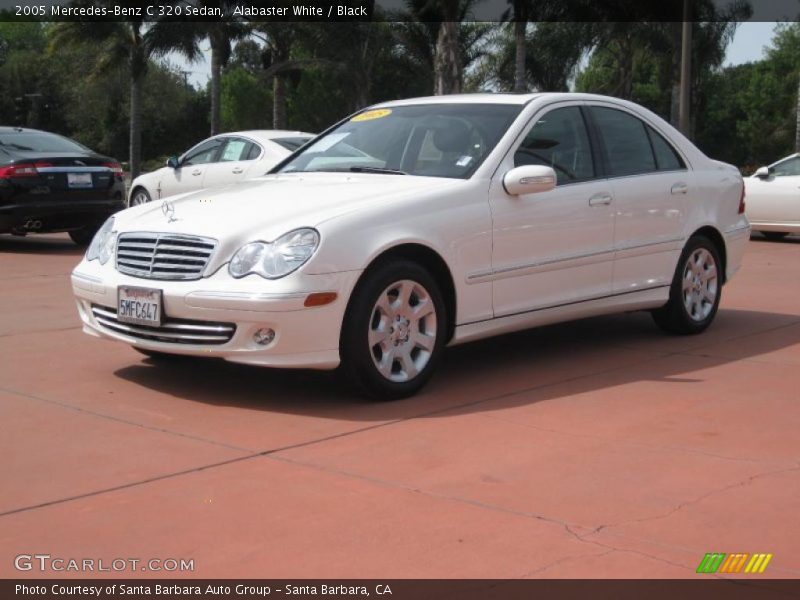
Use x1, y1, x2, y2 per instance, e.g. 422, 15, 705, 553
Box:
651, 235, 722, 335
762, 231, 788, 241
339, 260, 447, 400
69, 225, 98, 246
129, 187, 151, 208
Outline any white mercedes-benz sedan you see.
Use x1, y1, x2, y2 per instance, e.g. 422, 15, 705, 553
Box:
72, 93, 750, 399
744, 153, 800, 240
127, 130, 313, 206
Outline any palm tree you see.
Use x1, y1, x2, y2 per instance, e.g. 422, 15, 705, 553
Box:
50, 13, 198, 178
396, 0, 488, 95
176, 1, 249, 135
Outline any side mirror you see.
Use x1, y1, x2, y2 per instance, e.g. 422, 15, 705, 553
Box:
166, 156, 180, 169
503, 165, 557, 196
754, 166, 771, 179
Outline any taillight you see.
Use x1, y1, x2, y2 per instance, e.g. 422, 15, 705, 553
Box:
0, 162, 52, 179
103, 162, 124, 178
738, 182, 746, 214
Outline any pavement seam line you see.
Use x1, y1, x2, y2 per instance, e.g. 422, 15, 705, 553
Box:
3, 311, 795, 519
0, 385, 254, 453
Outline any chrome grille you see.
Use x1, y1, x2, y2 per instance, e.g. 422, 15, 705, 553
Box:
116, 232, 216, 280
91, 305, 235, 345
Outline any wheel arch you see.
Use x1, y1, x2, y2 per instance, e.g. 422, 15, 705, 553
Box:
128, 184, 153, 207
344, 243, 457, 343
690, 225, 727, 284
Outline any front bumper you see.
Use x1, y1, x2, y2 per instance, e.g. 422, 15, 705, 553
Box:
72, 258, 362, 370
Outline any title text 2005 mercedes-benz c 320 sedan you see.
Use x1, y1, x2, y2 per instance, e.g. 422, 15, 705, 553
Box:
71, 93, 750, 399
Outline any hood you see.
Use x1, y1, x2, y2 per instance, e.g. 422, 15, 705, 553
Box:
113, 173, 464, 270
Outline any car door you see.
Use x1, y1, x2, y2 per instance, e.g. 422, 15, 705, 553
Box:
158, 137, 224, 199
746, 155, 800, 224
201, 137, 262, 189
488, 103, 615, 317
588, 104, 690, 294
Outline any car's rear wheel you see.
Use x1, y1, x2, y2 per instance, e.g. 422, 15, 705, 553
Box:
340, 260, 447, 400
762, 231, 788, 241
652, 235, 722, 335
69, 225, 98, 246
129, 187, 151, 207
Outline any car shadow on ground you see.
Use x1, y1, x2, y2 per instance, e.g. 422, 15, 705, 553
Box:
113, 307, 800, 422
751, 232, 799, 243
0, 233, 84, 255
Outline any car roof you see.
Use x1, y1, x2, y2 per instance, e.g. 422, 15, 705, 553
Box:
0, 126, 60, 134
225, 130, 315, 144
371, 92, 653, 109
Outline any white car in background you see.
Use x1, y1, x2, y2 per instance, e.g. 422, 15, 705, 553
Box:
73, 93, 749, 399
128, 130, 313, 206
745, 153, 800, 240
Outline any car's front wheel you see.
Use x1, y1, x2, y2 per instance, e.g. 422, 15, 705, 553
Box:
129, 187, 152, 207
652, 235, 722, 335
340, 260, 447, 400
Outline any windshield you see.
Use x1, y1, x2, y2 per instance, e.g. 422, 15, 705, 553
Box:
278, 104, 523, 179
0, 131, 89, 153
273, 136, 313, 151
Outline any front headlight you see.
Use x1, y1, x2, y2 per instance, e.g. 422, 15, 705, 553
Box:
86, 217, 116, 265
229, 228, 320, 279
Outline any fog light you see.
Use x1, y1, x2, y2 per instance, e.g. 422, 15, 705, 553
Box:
253, 328, 276, 346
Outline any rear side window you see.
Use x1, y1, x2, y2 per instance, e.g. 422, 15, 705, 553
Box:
219, 138, 254, 162
647, 126, 685, 171
273, 137, 312, 151
591, 107, 656, 177
515, 106, 595, 185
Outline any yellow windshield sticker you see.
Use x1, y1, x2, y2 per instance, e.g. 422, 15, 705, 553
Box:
351, 109, 392, 122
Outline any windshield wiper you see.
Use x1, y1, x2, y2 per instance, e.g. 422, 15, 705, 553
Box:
348, 166, 407, 175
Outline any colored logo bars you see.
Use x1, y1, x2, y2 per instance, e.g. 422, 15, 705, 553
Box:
696, 553, 773, 574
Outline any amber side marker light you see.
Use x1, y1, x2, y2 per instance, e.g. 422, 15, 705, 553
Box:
304, 292, 338, 307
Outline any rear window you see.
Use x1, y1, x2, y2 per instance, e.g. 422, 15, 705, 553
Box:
0, 131, 89, 153
272, 137, 312, 151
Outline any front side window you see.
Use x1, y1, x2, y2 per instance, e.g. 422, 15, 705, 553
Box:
772, 156, 800, 177
278, 104, 522, 179
514, 106, 595, 185
592, 107, 657, 177
182, 139, 224, 166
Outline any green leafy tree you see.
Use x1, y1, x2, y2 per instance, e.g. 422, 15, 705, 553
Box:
50, 9, 199, 177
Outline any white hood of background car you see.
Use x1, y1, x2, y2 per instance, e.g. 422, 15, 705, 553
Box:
116, 173, 461, 242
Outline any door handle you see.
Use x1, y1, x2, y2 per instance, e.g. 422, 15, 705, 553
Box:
231, 168, 244, 174
192, 169, 202, 176
671, 182, 689, 195
588, 193, 613, 206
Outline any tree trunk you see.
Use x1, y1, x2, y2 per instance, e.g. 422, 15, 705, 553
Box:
513, 20, 527, 93
795, 75, 800, 152
434, 21, 461, 95
670, 22, 681, 126
210, 35, 222, 136
129, 74, 142, 179
678, 1, 692, 136
273, 74, 286, 129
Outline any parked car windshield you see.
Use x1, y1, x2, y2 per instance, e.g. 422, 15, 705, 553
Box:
277, 103, 523, 179
0, 131, 89, 153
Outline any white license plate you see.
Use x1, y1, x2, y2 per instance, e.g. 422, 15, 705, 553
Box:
118, 286, 162, 326
67, 172, 93, 188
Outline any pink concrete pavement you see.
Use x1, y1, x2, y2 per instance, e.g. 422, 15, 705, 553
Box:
0, 233, 798, 579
